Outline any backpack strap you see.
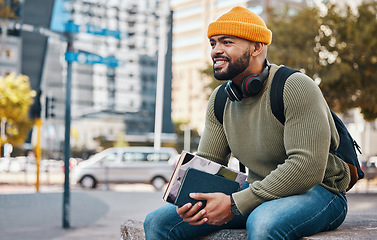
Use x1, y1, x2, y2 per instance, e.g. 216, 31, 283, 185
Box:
270, 66, 299, 125
214, 82, 228, 124
214, 82, 246, 173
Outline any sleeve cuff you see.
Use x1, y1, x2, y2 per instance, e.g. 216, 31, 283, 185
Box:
232, 184, 265, 215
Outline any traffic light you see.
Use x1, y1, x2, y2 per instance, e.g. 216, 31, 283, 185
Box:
45, 96, 56, 118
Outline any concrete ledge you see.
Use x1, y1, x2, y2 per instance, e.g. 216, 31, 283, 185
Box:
121, 220, 145, 240
121, 216, 377, 240
120, 219, 248, 240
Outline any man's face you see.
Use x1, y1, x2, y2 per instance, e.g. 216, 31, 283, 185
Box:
210, 35, 252, 81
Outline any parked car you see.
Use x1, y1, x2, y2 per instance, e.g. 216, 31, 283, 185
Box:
71, 147, 179, 190
361, 157, 377, 180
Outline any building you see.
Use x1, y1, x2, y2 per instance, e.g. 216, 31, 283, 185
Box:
40, 0, 174, 156
0, 34, 21, 76
0, 0, 22, 76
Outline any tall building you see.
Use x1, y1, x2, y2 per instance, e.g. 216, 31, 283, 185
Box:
0, 0, 22, 77
0, 33, 21, 76
170, 0, 309, 133
40, 0, 174, 154
21, 0, 55, 92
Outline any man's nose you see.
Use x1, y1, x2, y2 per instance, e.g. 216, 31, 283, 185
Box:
211, 44, 224, 56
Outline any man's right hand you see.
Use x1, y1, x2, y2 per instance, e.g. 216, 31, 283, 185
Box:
176, 201, 208, 225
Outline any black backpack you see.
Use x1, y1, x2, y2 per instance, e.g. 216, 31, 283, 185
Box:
214, 66, 364, 191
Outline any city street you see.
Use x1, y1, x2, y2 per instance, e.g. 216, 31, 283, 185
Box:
0, 180, 377, 240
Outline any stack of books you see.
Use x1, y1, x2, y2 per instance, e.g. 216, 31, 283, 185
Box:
163, 151, 247, 208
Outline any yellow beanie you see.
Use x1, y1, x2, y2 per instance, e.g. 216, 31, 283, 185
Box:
207, 6, 272, 45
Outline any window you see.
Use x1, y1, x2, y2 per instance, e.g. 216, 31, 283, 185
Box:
100, 153, 118, 163
5, 49, 13, 58
147, 153, 170, 162
173, 5, 202, 19
122, 152, 147, 162
172, 20, 202, 33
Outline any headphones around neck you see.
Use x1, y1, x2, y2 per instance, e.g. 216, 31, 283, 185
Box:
224, 59, 270, 102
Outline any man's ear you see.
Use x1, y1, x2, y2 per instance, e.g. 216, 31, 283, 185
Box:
250, 42, 265, 57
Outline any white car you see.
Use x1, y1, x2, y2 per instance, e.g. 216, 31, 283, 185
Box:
71, 147, 178, 190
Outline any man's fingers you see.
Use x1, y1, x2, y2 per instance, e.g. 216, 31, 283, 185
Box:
179, 201, 204, 218
189, 193, 210, 200
176, 203, 192, 215
184, 209, 207, 225
177, 201, 209, 225
188, 216, 208, 226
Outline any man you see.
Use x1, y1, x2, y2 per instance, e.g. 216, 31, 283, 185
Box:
144, 6, 350, 239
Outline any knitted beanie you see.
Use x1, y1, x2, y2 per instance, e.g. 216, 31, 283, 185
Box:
207, 6, 272, 45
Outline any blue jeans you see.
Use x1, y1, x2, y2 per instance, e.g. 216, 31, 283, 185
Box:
144, 184, 347, 240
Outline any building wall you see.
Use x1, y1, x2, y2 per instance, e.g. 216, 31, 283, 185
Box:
0, 35, 21, 76
40, 0, 174, 152
0, 0, 22, 77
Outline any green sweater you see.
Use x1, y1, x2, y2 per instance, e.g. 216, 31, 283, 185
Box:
196, 64, 350, 215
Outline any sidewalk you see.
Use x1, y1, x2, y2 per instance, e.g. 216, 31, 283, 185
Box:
0, 180, 376, 240
0, 183, 166, 240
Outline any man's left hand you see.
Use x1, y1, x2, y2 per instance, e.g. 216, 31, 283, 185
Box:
189, 192, 235, 225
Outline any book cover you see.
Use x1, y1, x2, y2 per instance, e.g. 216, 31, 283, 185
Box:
174, 168, 240, 208
163, 151, 247, 205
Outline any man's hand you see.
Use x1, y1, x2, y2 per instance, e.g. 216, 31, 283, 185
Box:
176, 201, 208, 226
176, 192, 235, 226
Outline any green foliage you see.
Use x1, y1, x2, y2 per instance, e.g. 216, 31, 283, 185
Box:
200, 63, 223, 98
268, 6, 321, 79
268, 2, 377, 121
317, 2, 377, 121
0, 74, 35, 146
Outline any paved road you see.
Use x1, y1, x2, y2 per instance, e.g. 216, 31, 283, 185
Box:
0, 181, 377, 240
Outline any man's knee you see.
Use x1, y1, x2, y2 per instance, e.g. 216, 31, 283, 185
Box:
144, 205, 181, 239
247, 216, 274, 239
246, 210, 289, 240
143, 211, 155, 232
144, 208, 168, 238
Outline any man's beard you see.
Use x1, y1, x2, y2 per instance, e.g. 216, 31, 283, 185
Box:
213, 50, 251, 81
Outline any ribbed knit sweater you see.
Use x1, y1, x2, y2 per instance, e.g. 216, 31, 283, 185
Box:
196, 64, 351, 215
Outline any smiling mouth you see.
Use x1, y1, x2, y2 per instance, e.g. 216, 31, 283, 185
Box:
213, 57, 229, 70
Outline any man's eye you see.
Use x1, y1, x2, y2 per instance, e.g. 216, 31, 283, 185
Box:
224, 41, 231, 44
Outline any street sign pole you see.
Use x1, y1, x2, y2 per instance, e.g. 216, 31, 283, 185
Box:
7, 15, 123, 230
154, 0, 169, 151
63, 30, 73, 229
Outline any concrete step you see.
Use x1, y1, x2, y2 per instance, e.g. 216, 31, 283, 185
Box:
121, 213, 377, 240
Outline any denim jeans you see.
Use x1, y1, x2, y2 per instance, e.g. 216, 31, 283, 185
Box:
144, 184, 347, 240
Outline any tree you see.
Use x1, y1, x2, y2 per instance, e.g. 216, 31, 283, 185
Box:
268, 2, 377, 121
268, 6, 321, 79
317, 2, 377, 121
200, 63, 222, 97
199, 63, 223, 100
0, 73, 35, 146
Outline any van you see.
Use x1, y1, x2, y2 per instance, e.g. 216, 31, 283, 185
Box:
71, 147, 178, 190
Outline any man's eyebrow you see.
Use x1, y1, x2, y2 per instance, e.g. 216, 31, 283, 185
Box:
218, 35, 237, 41
209, 35, 237, 42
